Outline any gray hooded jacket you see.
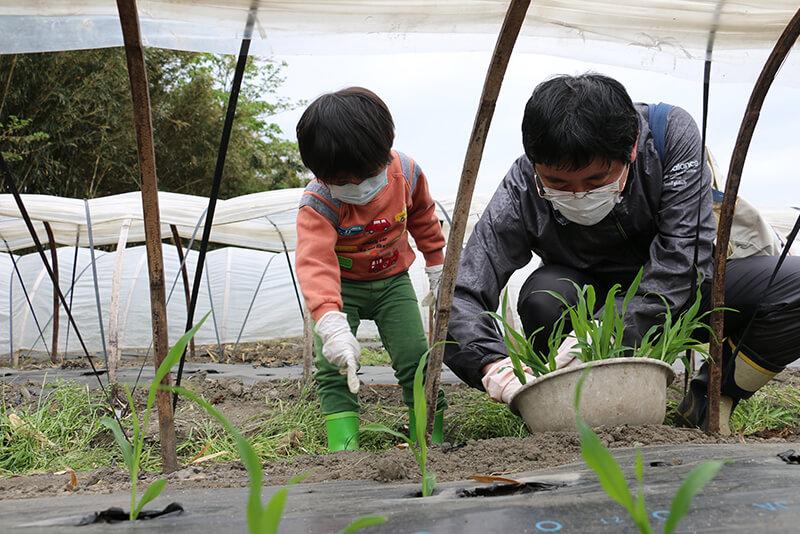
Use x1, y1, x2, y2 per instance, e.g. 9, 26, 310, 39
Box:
445, 103, 716, 389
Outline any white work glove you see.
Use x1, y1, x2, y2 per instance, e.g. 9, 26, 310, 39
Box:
314, 311, 361, 394
481, 357, 537, 404
554, 331, 582, 370
421, 264, 443, 307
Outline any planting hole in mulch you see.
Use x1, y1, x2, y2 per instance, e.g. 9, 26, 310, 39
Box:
456, 481, 563, 498
20, 503, 184, 527
777, 449, 800, 464
80, 369, 107, 377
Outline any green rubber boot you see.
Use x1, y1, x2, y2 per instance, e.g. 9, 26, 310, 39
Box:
408, 410, 444, 445
325, 411, 359, 451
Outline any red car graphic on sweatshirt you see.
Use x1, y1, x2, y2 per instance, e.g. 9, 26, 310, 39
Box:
365, 218, 391, 234
369, 250, 400, 273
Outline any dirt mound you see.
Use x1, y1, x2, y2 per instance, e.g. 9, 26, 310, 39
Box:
1, 424, 784, 500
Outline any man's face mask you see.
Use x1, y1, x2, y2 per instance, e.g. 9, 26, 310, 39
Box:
328, 168, 388, 205
535, 164, 628, 226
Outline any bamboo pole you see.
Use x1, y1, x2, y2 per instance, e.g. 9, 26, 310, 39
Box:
107, 219, 131, 384
424, 0, 531, 439
303, 313, 313, 382
707, 7, 800, 433
115, 0, 178, 472
43, 221, 59, 364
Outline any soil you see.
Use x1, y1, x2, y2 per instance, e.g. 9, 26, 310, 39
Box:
2, 369, 799, 500
9, 338, 309, 370
0, 423, 784, 500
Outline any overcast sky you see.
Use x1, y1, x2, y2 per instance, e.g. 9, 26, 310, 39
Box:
270, 51, 799, 210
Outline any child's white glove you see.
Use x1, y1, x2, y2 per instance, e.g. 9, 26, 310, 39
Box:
481, 357, 536, 404
421, 264, 443, 307
315, 311, 361, 394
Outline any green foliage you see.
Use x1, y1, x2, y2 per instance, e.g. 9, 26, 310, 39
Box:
574, 369, 724, 534
168, 387, 386, 533
362, 347, 438, 497
0, 49, 307, 198
100, 314, 208, 520
360, 346, 391, 366
488, 269, 719, 385
485, 290, 564, 381
543, 268, 644, 363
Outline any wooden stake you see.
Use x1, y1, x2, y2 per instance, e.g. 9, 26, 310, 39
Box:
707, 7, 800, 433
116, 0, 178, 472
424, 0, 531, 440
303, 313, 314, 382
107, 219, 131, 384
43, 221, 59, 364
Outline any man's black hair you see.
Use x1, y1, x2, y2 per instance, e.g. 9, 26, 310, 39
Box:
296, 86, 394, 184
521, 73, 639, 171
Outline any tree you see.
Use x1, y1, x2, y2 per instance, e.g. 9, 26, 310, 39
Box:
0, 48, 308, 199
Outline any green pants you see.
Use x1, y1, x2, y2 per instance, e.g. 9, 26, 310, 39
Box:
314, 271, 447, 415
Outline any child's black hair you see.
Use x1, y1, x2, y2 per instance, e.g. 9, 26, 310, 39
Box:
296, 87, 395, 185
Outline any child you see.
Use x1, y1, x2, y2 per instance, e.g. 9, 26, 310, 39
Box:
295, 87, 447, 451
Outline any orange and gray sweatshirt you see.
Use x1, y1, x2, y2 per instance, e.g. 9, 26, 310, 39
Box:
296, 150, 445, 321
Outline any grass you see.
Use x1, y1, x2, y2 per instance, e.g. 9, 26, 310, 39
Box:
360, 346, 391, 366
4, 375, 800, 478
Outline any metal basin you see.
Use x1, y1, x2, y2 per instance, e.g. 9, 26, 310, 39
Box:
510, 358, 676, 433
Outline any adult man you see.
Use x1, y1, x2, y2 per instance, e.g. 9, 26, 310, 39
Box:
444, 73, 800, 434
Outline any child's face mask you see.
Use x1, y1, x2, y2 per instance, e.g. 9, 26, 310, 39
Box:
328, 168, 388, 205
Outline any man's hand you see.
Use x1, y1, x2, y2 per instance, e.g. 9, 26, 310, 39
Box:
315, 311, 360, 393
554, 331, 581, 370
421, 264, 443, 307
481, 357, 536, 404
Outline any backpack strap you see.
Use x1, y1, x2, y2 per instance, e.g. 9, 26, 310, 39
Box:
396, 151, 421, 192
647, 102, 673, 163
299, 180, 341, 226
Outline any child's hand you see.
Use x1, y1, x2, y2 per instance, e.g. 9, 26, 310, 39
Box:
314, 311, 361, 393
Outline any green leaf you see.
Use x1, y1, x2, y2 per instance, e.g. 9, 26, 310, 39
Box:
360, 423, 411, 445
632, 451, 652, 533
133, 478, 167, 519
262, 487, 289, 534
142, 314, 210, 442
574, 369, 635, 513
663, 461, 725, 534
422, 472, 437, 497
99, 416, 132, 471
338, 515, 388, 534
412, 350, 429, 454
165, 385, 264, 532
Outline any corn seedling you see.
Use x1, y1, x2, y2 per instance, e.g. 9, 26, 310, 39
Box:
484, 290, 566, 382
362, 346, 437, 496
543, 268, 644, 363
574, 368, 724, 533
100, 314, 208, 520
167, 385, 386, 533
636, 285, 719, 365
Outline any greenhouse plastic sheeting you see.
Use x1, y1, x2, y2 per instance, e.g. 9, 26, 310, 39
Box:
0, 2, 799, 82
0, 191, 487, 253
0, 242, 542, 356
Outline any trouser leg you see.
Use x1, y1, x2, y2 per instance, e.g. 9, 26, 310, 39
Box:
680, 256, 800, 431
313, 280, 367, 415
694, 256, 800, 400
370, 272, 447, 412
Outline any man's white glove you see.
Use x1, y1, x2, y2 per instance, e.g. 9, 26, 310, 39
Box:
554, 329, 603, 370
314, 311, 360, 394
421, 264, 443, 308
481, 357, 537, 404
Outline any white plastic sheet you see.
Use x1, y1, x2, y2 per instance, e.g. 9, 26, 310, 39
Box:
0, 190, 487, 252
1, 2, 799, 82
